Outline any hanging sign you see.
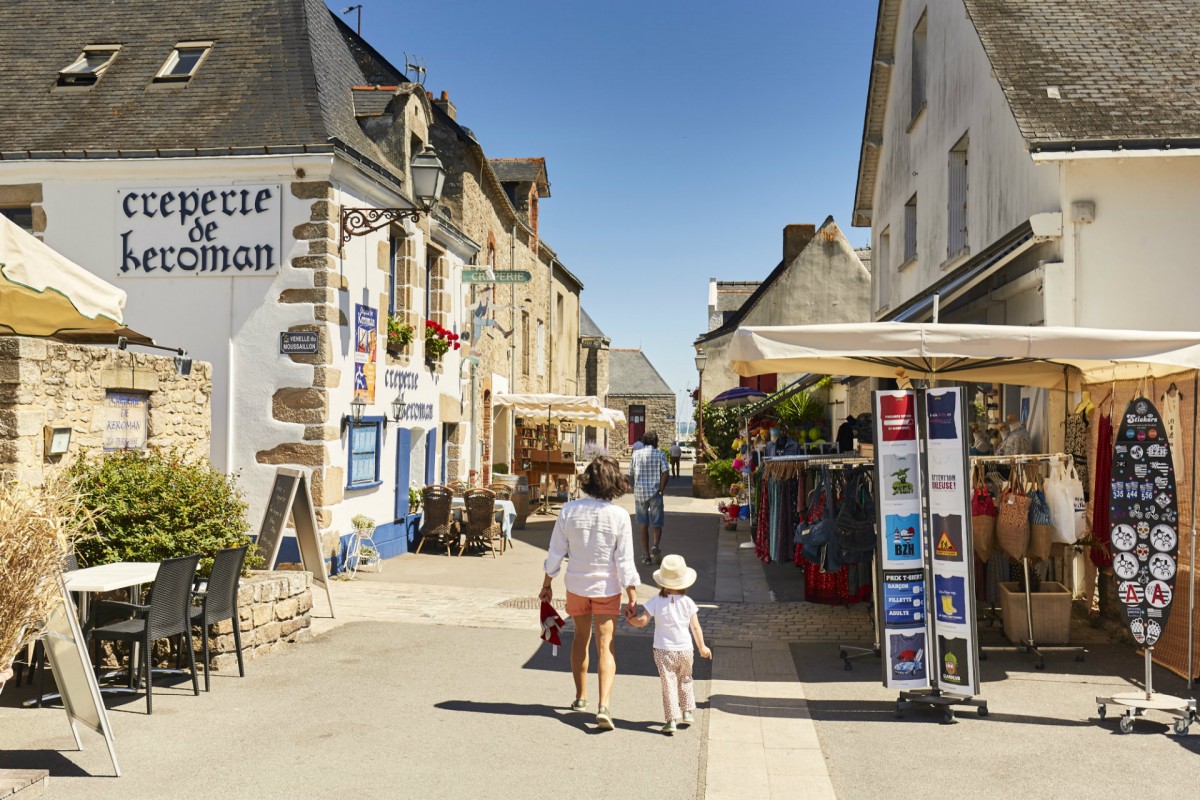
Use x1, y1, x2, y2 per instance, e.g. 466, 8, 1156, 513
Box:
874, 390, 929, 690
462, 269, 531, 284
923, 387, 980, 697
353, 304, 378, 404
1109, 397, 1180, 646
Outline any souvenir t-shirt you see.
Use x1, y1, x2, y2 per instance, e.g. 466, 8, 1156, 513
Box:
642, 594, 698, 652
879, 394, 917, 441
889, 632, 926, 681
938, 635, 972, 689
932, 514, 964, 562
934, 574, 967, 625
881, 453, 918, 502
926, 393, 958, 440
885, 513, 922, 561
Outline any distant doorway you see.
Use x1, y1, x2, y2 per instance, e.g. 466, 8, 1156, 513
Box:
628, 404, 646, 445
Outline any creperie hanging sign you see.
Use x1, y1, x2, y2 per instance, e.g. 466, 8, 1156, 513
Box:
117, 184, 281, 276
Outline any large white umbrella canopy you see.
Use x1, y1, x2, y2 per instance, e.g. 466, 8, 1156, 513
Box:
493, 393, 617, 429
0, 214, 151, 344
728, 322, 1200, 388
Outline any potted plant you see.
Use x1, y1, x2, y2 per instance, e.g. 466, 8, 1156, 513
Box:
351, 514, 375, 534
387, 316, 415, 356
424, 319, 459, 368
408, 486, 422, 513
357, 545, 380, 569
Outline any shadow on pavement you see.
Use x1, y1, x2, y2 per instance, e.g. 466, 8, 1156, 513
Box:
433, 699, 671, 736
0, 751, 95, 778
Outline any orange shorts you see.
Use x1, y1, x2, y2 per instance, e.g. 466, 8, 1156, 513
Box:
565, 591, 621, 618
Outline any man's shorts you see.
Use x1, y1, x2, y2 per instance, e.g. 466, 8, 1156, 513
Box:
635, 493, 665, 528
566, 591, 622, 618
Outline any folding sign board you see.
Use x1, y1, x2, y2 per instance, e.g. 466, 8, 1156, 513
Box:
256, 468, 336, 618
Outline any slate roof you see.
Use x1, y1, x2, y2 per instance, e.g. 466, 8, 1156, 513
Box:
608, 349, 673, 397
964, 0, 1200, 150
489, 158, 550, 197
579, 308, 607, 340
0, 0, 402, 186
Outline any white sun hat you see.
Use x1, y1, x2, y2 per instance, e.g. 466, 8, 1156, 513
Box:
652, 554, 697, 591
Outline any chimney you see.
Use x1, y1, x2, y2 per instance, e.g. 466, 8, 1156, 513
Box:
783, 224, 816, 265
433, 90, 457, 121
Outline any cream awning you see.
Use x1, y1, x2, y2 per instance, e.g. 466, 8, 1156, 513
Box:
493, 393, 617, 429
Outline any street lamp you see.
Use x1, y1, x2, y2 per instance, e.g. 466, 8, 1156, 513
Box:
342, 396, 367, 433
339, 143, 447, 250
391, 394, 408, 423
694, 346, 708, 462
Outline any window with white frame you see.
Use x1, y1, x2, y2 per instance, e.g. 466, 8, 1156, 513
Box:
948, 134, 969, 258
57, 45, 120, 87
347, 418, 383, 489
154, 42, 212, 83
877, 228, 891, 311
911, 11, 928, 121
904, 195, 918, 264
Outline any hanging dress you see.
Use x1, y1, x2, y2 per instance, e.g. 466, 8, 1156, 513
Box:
1064, 410, 1090, 499
1090, 412, 1113, 568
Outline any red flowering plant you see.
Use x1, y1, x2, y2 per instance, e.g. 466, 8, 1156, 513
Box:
424, 319, 460, 364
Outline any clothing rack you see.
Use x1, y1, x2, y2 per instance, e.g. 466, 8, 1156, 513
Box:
971, 452, 1086, 670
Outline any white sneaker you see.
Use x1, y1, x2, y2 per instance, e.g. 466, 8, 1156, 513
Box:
679, 711, 694, 728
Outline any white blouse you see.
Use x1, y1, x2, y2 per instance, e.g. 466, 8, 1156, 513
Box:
543, 497, 640, 598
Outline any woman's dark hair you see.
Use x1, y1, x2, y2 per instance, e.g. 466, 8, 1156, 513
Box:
580, 455, 627, 501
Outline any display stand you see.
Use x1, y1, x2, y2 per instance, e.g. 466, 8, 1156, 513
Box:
1096, 647, 1197, 735
971, 453, 1086, 670
839, 552, 881, 670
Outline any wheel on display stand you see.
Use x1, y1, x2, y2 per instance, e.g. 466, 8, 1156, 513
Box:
1119, 714, 1134, 734
1172, 718, 1191, 736
1075, 653, 1086, 662
1035, 658, 1046, 670
1097, 704, 1107, 720
941, 708, 955, 725
843, 660, 852, 671
978, 703, 989, 718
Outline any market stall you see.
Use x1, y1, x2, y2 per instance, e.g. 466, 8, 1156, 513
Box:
729, 321, 1200, 694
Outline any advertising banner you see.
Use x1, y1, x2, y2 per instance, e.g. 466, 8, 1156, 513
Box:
354, 304, 378, 403
1109, 396, 1180, 646
923, 387, 980, 697
874, 390, 929, 691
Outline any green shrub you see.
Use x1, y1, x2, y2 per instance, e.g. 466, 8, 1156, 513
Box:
69, 448, 261, 576
491, 463, 509, 475
705, 459, 739, 494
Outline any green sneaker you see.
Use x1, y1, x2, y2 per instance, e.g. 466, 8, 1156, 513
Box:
570, 698, 587, 712
595, 706, 614, 730
661, 720, 677, 735
679, 711, 694, 728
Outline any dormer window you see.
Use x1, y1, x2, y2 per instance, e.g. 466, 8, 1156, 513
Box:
154, 42, 212, 83
57, 45, 120, 87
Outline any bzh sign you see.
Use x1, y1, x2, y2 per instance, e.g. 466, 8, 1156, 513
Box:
117, 185, 281, 275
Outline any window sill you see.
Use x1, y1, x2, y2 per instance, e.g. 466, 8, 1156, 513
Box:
346, 480, 383, 491
874, 304, 891, 320
906, 103, 927, 133
940, 247, 971, 272
898, 256, 918, 272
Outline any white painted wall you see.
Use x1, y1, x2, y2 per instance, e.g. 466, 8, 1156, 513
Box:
870, 0, 1060, 315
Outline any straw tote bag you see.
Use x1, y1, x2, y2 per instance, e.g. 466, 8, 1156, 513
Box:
970, 464, 997, 563
996, 468, 1031, 560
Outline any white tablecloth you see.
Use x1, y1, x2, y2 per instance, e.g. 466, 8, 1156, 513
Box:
448, 497, 518, 539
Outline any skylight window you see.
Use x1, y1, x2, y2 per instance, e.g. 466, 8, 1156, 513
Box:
57, 45, 120, 87
154, 42, 212, 82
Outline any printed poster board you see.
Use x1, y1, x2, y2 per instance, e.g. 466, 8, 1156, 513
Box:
874, 390, 929, 691
353, 304, 378, 403
255, 468, 336, 618
923, 387, 981, 697
41, 578, 121, 776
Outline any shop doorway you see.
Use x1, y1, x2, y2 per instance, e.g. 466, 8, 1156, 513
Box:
628, 404, 645, 444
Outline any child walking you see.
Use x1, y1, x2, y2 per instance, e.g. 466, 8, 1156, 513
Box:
626, 554, 712, 735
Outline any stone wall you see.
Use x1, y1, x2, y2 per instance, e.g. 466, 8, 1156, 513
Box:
0, 337, 212, 484
204, 571, 314, 672
607, 394, 675, 459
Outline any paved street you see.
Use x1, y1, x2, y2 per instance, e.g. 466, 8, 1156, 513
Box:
2, 486, 1199, 798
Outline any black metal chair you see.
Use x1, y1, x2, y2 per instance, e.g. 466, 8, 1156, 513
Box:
88, 553, 200, 714
189, 545, 248, 691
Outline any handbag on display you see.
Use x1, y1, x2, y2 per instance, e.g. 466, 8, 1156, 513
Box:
1044, 458, 1087, 542
796, 468, 835, 566
835, 465, 877, 565
1027, 465, 1054, 562
996, 466, 1031, 560
970, 463, 998, 563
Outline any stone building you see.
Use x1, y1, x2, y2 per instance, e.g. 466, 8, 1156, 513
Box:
577, 308, 611, 454
606, 349, 675, 459
0, 337, 212, 485
0, 0, 473, 562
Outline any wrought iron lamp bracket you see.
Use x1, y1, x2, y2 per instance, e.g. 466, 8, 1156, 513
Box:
340, 207, 427, 248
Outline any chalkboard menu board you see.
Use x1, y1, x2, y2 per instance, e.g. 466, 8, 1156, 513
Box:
255, 468, 335, 617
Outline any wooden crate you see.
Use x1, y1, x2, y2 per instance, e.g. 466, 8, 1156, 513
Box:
999, 581, 1072, 644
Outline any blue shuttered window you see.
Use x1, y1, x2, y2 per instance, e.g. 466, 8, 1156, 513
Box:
347, 417, 384, 489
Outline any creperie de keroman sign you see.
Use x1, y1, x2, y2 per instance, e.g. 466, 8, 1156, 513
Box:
117, 184, 281, 276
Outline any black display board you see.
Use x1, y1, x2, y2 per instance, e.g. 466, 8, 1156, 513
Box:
255, 468, 335, 617
1110, 397, 1179, 646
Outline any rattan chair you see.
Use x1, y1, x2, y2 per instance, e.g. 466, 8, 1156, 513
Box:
491, 486, 513, 501
88, 553, 201, 714
447, 480, 470, 498
460, 488, 502, 558
189, 545, 248, 692
417, 485, 458, 556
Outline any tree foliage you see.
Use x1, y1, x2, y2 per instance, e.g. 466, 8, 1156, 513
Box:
693, 401, 741, 460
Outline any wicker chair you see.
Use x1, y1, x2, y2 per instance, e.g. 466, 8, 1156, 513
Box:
460, 488, 502, 558
447, 480, 469, 498
417, 485, 458, 556
491, 486, 513, 501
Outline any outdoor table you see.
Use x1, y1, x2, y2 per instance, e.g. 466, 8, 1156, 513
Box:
24, 561, 160, 706
449, 497, 518, 542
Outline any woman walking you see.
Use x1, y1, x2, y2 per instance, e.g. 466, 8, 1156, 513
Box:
540, 456, 640, 730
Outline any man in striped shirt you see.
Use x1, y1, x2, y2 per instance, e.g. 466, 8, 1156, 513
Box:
629, 431, 670, 564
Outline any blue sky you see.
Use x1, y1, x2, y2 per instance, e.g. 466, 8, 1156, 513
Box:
332, 1, 878, 413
